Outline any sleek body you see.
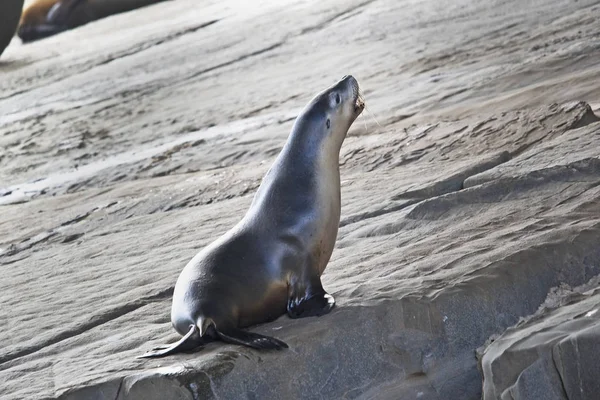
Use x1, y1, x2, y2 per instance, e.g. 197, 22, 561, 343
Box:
18, 0, 167, 42
140, 75, 364, 357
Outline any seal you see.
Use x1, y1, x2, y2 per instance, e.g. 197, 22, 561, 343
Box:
18, 0, 77, 42
18, 0, 168, 42
139, 75, 365, 358
0, 0, 24, 58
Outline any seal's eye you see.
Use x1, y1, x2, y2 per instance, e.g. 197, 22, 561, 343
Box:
326, 119, 331, 129
335, 94, 341, 104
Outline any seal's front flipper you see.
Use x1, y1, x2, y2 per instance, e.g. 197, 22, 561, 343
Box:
137, 325, 202, 359
215, 328, 288, 350
287, 281, 335, 319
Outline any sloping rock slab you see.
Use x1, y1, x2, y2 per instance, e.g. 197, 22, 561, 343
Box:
1, 108, 598, 400
2, 0, 600, 397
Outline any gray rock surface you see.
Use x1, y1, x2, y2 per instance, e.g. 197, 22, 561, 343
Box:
480, 278, 600, 400
1, 0, 600, 399
0, 0, 24, 58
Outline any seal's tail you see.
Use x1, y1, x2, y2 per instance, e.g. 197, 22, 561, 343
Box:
136, 324, 202, 359
137, 318, 288, 359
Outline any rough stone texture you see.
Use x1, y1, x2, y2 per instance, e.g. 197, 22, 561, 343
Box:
480, 278, 600, 400
1, 0, 600, 399
0, 0, 24, 58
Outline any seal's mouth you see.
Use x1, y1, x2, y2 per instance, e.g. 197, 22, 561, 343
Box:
349, 77, 365, 114
352, 79, 365, 114
355, 92, 365, 113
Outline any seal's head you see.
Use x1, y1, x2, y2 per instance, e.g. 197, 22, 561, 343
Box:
314, 74, 364, 130
294, 75, 365, 155
323, 74, 364, 116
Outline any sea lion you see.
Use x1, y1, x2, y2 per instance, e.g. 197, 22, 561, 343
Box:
139, 75, 365, 358
17, 0, 168, 43
0, 0, 24, 58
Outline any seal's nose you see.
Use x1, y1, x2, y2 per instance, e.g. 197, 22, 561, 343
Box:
334, 75, 358, 95
339, 75, 358, 90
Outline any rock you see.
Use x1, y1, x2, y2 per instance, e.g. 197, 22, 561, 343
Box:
1, 0, 600, 399
0, 0, 24, 58
481, 279, 600, 400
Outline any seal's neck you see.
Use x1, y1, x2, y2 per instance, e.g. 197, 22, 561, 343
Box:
282, 117, 345, 167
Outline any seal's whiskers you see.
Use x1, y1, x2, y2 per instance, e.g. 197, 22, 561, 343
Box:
364, 103, 382, 130
356, 92, 381, 134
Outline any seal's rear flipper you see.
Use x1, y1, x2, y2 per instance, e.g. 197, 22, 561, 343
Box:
18, 24, 68, 43
215, 328, 288, 350
287, 291, 335, 319
137, 325, 202, 358
18, 0, 86, 43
